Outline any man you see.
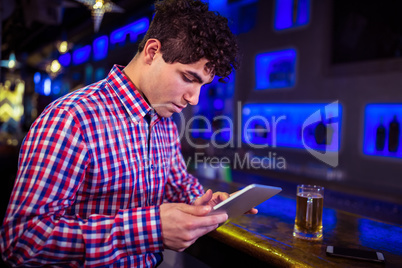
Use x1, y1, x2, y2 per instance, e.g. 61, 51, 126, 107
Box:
0, 0, 255, 266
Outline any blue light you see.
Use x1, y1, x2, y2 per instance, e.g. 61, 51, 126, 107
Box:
44, 78, 51, 96
256, 195, 297, 224
255, 48, 297, 90
33, 72, 41, 84
274, 0, 293, 30
93, 35, 108, 61
214, 99, 224, 110
52, 80, 61, 95
191, 72, 236, 141
297, 0, 310, 25
274, 0, 310, 31
59, 53, 71, 67
110, 18, 149, 45
359, 219, 402, 256
94, 67, 106, 81
255, 195, 337, 232
72, 45, 91, 65
208, 0, 258, 34
242, 103, 343, 151
208, 0, 227, 12
363, 104, 402, 159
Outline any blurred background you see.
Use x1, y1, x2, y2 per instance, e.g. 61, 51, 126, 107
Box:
1, 0, 402, 228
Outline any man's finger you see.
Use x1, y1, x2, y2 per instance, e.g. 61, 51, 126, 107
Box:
179, 206, 228, 228
186, 212, 228, 229
177, 203, 212, 216
210, 191, 230, 206
193, 189, 213, 206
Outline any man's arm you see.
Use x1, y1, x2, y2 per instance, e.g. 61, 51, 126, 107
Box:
0, 107, 163, 267
163, 122, 204, 204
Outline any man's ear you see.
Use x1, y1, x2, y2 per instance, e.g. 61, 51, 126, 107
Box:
143, 39, 161, 64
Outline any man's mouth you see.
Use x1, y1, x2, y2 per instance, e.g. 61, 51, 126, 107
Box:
173, 103, 187, 111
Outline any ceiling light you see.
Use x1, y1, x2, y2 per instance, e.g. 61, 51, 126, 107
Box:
74, 0, 124, 32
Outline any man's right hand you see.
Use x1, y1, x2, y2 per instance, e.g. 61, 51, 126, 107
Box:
159, 203, 228, 252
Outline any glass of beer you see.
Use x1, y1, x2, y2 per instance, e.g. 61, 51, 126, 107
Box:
293, 184, 324, 241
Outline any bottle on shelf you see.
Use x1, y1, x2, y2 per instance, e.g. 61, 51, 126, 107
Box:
375, 116, 386, 151
388, 115, 400, 153
314, 121, 334, 146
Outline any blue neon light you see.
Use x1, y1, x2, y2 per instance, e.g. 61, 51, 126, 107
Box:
209, 0, 258, 12
34, 72, 41, 84
208, 0, 258, 34
208, 0, 227, 11
93, 35, 108, 61
34, 76, 66, 97
297, 0, 310, 25
255, 48, 296, 90
274, 0, 310, 31
43, 78, 51, 96
110, 18, 149, 45
214, 99, 224, 110
72, 45, 91, 65
34, 76, 66, 96
363, 104, 402, 159
242, 103, 342, 151
52, 80, 61, 95
191, 72, 235, 141
59, 53, 71, 67
275, 0, 292, 30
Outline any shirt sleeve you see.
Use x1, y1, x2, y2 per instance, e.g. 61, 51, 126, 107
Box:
0, 107, 163, 267
164, 122, 204, 204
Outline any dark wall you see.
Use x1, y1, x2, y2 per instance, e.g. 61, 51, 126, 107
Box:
227, 0, 402, 202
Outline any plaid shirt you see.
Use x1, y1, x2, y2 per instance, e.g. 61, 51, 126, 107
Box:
0, 65, 204, 267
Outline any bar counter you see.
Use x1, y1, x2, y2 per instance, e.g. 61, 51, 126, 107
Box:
186, 178, 402, 267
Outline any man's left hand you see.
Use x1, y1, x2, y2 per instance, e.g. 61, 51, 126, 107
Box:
193, 189, 258, 215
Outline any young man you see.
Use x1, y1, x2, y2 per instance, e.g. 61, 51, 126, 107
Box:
0, 0, 255, 266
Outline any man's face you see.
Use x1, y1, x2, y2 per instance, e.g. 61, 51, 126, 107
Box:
141, 52, 214, 118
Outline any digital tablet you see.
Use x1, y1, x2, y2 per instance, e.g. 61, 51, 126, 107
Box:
209, 184, 282, 222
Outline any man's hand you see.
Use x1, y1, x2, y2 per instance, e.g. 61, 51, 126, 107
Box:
160, 203, 227, 252
194, 189, 259, 215
193, 189, 229, 207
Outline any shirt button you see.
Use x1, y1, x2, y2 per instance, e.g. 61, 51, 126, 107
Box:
151, 164, 154, 169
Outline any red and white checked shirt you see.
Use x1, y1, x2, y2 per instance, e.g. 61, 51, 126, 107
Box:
0, 65, 204, 267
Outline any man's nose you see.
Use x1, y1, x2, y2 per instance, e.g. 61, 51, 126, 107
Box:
184, 86, 201, 106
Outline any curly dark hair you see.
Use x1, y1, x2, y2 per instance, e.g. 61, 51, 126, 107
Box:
138, 0, 239, 81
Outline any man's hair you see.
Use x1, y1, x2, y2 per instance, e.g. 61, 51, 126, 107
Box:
138, 0, 239, 80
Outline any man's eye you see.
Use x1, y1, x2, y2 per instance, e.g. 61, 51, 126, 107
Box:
182, 75, 193, 83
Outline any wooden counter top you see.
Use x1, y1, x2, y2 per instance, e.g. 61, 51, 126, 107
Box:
187, 179, 402, 267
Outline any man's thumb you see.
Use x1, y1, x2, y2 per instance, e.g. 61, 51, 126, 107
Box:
179, 203, 211, 216
193, 189, 213, 206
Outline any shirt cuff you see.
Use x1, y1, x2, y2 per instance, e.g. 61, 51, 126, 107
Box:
123, 206, 163, 255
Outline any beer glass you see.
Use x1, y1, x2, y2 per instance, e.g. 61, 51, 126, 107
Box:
293, 184, 324, 241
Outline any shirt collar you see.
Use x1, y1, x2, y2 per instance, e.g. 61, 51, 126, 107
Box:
106, 65, 160, 124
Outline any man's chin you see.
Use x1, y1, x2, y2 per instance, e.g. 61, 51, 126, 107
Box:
155, 109, 174, 118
